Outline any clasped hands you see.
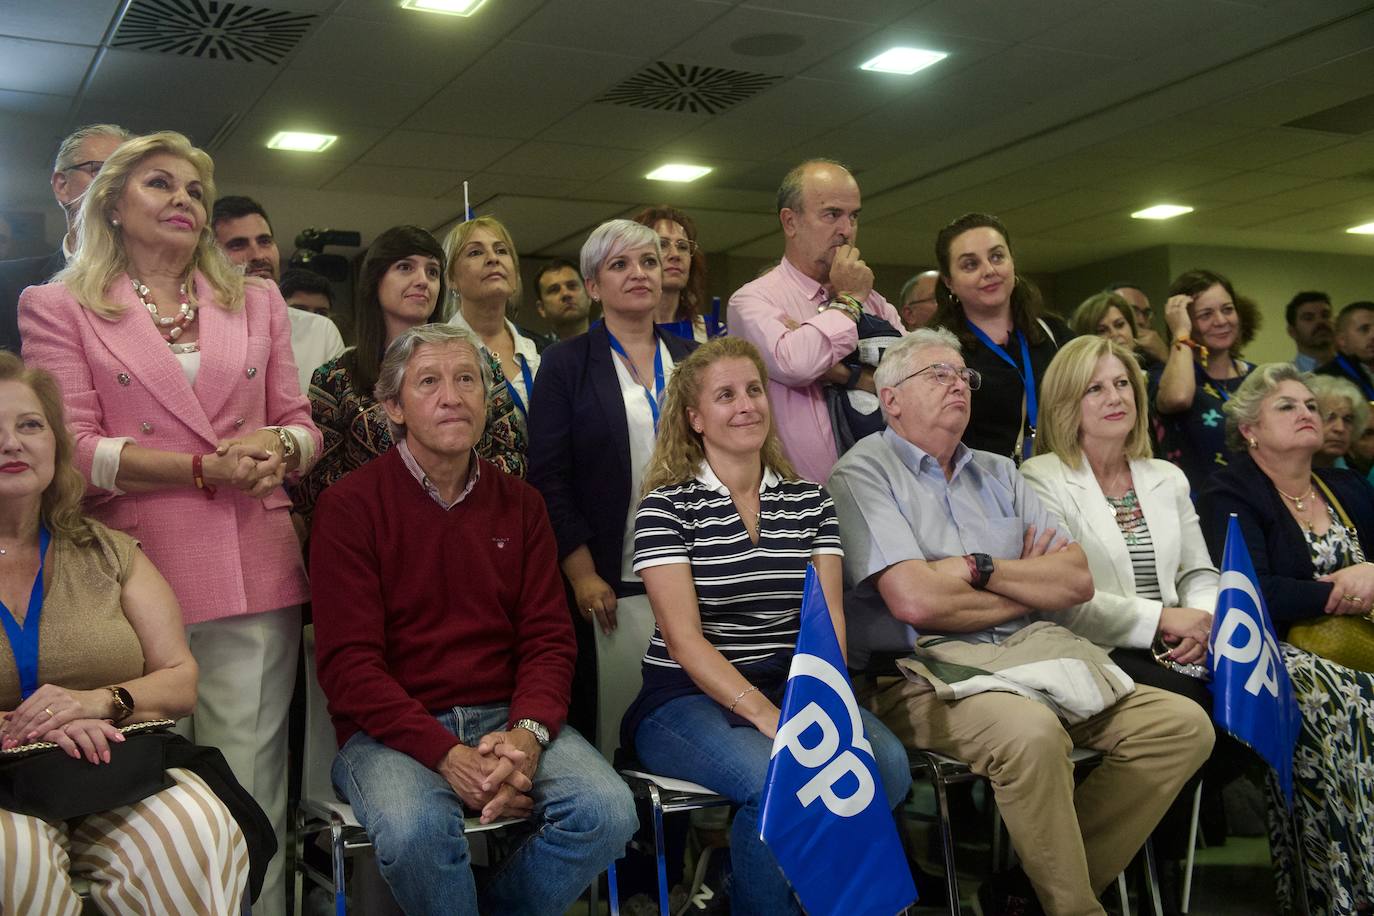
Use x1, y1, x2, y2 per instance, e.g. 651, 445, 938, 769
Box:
1318, 561, 1374, 616
203, 428, 286, 498
1, 683, 125, 764
437, 728, 543, 824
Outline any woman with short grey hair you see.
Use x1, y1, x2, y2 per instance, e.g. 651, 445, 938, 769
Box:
527, 219, 697, 730
1305, 374, 1369, 470
1199, 364, 1374, 914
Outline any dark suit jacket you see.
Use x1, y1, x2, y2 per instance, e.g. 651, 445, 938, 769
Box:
0, 250, 64, 353
1197, 452, 1374, 636
1314, 352, 1374, 399
527, 321, 696, 593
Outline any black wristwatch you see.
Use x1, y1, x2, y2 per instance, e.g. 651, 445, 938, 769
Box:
968, 553, 995, 590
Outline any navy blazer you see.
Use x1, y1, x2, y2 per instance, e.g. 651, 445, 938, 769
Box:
528, 322, 697, 593
1197, 452, 1374, 636
0, 250, 64, 353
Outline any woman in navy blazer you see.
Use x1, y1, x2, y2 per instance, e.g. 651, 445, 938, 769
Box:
528, 220, 696, 638
1197, 363, 1374, 916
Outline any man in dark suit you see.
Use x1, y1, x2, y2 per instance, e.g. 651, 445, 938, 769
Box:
1315, 300, 1374, 402
0, 123, 131, 352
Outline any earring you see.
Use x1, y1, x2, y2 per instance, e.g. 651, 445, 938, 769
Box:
1248, 437, 1257, 449
111, 218, 120, 227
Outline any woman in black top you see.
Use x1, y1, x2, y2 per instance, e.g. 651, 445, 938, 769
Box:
931, 212, 1073, 461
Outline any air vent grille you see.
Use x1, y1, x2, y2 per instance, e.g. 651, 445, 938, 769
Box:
598, 62, 783, 115
112, 0, 316, 64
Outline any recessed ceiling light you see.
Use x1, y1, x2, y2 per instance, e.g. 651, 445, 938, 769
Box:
646, 164, 713, 183
401, 0, 486, 15
1131, 204, 1194, 220
266, 131, 337, 153
860, 47, 947, 75
1346, 222, 1374, 235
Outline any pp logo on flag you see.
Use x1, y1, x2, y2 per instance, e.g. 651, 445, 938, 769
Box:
772, 653, 876, 817
1213, 570, 1282, 699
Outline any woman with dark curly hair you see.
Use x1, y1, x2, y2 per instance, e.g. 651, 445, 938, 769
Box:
1150, 268, 1261, 494
930, 212, 1072, 462
630, 205, 719, 342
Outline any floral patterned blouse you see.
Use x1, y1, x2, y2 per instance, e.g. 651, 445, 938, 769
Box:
290, 348, 527, 524
1149, 358, 1251, 496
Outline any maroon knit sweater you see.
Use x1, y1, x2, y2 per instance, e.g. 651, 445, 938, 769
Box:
311, 448, 575, 770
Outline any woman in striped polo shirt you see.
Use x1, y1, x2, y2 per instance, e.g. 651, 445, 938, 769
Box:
621, 337, 910, 916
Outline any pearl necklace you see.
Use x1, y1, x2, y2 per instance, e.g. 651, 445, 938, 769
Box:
132, 278, 198, 354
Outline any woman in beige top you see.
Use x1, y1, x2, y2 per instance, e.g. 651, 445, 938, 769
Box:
0, 351, 249, 915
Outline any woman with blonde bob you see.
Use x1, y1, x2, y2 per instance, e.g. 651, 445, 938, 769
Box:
621, 336, 911, 916
18, 130, 318, 916
1021, 336, 1226, 893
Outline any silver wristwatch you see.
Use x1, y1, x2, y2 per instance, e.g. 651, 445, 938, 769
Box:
513, 718, 550, 749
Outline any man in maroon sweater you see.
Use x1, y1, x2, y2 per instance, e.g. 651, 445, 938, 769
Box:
311, 324, 635, 915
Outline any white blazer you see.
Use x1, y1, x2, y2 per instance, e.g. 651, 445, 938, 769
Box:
1020, 453, 1219, 650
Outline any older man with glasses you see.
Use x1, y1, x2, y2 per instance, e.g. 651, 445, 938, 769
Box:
0, 123, 132, 351
828, 327, 1213, 915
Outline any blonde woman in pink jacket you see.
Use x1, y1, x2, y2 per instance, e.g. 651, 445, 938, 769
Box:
18, 131, 319, 916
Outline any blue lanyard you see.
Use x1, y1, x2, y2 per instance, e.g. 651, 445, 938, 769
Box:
1336, 355, 1374, 401
0, 523, 51, 699
606, 330, 665, 430
505, 357, 534, 418
967, 323, 1036, 459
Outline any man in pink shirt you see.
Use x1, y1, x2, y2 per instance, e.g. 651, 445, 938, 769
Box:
729, 159, 904, 482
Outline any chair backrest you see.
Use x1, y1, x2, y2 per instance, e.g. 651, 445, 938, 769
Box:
300, 624, 339, 807
592, 593, 657, 764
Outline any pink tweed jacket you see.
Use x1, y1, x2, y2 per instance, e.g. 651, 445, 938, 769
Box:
18, 273, 321, 625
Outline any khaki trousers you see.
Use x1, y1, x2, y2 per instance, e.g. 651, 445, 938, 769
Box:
866, 680, 1213, 916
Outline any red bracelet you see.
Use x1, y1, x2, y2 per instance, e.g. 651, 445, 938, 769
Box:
192, 454, 216, 499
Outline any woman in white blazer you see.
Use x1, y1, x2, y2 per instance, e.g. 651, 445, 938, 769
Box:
1021, 335, 1235, 904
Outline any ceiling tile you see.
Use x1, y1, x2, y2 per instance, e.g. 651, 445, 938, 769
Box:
1187, 78, 1371, 129
495, 141, 641, 181
1266, 140, 1374, 179
216, 118, 388, 166
538, 105, 705, 151
463, 194, 631, 254
739, 0, 919, 26
403, 42, 645, 139
212, 153, 349, 191
1183, 202, 1297, 229
889, 0, 1103, 43
1296, 47, 1374, 89
1182, 127, 1348, 170
462, 172, 591, 204
1104, 162, 1243, 198
1183, 170, 1321, 203
1248, 178, 1374, 210
0, 89, 70, 117
1028, 0, 1237, 61
85, 48, 278, 109
0, 0, 122, 44
513, 0, 730, 60
248, 73, 434, 130
0, 37, 96, 96
362, 131, 521, 172
667, 114, 831, 162
666, 5, 878, 77
926, 44, 1127, 105
322, 164, 465, 197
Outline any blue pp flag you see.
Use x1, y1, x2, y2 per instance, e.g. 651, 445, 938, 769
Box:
759, 564, 916, 916
1209, 515, 1300, 805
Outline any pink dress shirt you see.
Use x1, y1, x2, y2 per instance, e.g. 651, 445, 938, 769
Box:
728, 257, 903, 483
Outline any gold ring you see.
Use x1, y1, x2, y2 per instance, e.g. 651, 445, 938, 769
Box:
43, 707, 53, 718
1344, 594, 1361, 602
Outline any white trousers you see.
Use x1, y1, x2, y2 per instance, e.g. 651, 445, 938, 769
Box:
0, 767, 249, 915
180, 607, 300, 916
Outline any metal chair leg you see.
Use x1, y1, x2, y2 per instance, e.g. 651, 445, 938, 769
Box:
330, 815, 347, 916
1117, 872, 1131, 916
294, 810, 307, 916
1142, 838, 1164, 916
1181, 781, 1202, 913
928, 763, 963, 916
648, 783, 670, 916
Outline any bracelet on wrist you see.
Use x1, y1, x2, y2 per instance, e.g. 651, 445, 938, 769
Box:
191, 454, 216, 499
728, 684, 759, 713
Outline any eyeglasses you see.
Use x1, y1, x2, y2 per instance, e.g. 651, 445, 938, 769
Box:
658, 238, 698, 256
897, 363, 981, 390
62, 160, 104, 176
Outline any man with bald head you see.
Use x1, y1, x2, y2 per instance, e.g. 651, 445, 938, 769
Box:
897, 270, 939, 331
729, 158, 905, 482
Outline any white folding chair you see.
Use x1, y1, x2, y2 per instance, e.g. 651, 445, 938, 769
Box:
294, 625, 513, 915
594, 594, 732, 916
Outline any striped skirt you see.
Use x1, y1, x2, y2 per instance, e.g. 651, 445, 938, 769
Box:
0, 766, 249, 915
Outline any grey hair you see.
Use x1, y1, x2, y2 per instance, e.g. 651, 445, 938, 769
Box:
580, 219, 659, 283
898, 269, 938, 304
374, 323, 492, 438
1305, 373, 1370, 438
1222, 362, 1311, 451
776, 158, 851, 214
52, 123, 132, 173
874, 326, 962, 395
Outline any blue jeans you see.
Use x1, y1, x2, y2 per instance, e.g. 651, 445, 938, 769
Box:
333, 704, 637, 916
634, 694, 912, 916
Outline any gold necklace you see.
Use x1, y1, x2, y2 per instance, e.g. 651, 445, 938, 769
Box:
1276, 482, 1315, 512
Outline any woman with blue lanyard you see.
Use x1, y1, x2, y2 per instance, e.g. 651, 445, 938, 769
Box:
930, 212, 1073, 461
630, 205, 724, 343
528, 219, 697, 737
293, 226, 525, 530
1150, 268, 1261, 495
444, 215, 545, 417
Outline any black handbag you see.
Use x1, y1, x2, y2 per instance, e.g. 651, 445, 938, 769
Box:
0, 718, 177, 821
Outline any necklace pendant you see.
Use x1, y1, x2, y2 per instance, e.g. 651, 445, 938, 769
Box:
1295, 498, 1305, 511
